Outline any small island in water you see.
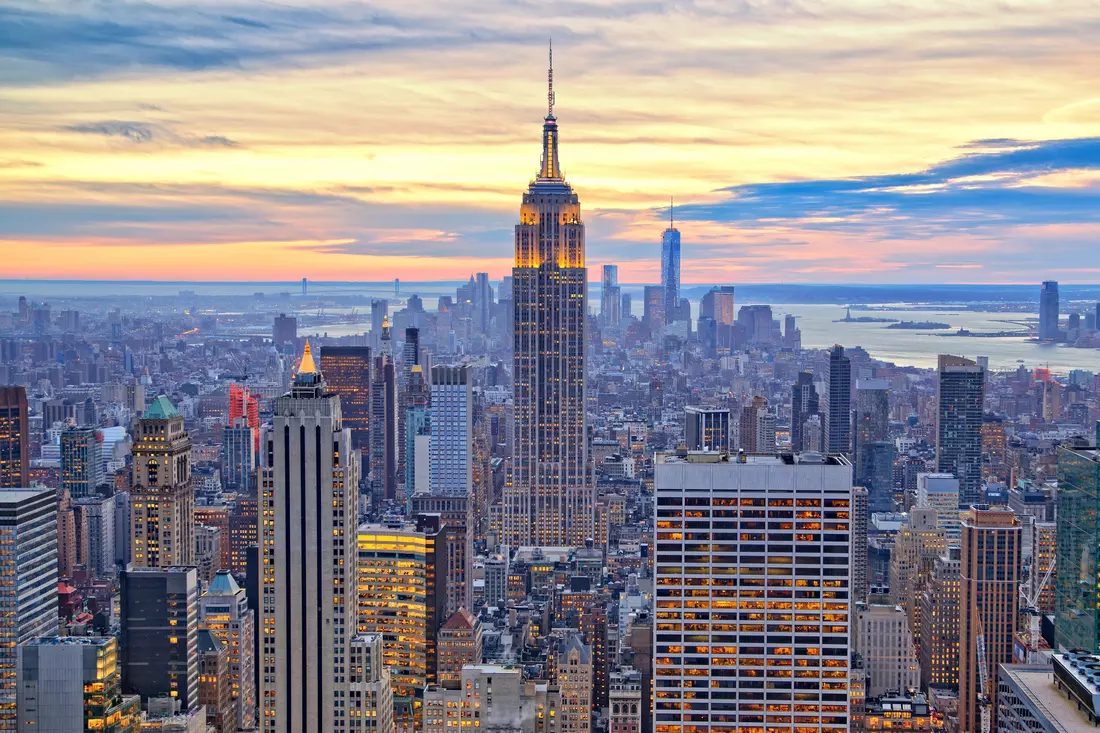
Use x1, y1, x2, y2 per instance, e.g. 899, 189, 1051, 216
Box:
886, 320, 952, 330
834, 307, 898, 324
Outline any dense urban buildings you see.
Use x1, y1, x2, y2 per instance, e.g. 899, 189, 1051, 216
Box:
4, 57, 1100, 733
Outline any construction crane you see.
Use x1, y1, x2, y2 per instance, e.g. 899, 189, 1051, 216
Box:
974, 607, 992, 733
1019, 558, 1056, 656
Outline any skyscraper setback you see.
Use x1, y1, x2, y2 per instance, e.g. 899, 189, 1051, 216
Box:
504, 52, 593, 547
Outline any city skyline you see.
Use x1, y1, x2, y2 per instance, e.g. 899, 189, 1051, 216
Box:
3, 1, 1100, 283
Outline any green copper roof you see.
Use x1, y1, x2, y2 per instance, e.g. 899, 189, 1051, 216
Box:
143, 395, 179, 420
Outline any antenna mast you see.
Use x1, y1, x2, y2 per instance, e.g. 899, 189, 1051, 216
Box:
548, 40, 555, 116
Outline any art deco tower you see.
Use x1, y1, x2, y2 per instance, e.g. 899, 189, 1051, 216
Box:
504, 47, 593, 547
260, 341, 359, 733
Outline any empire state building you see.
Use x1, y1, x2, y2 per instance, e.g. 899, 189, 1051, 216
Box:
503, 50, 593, 547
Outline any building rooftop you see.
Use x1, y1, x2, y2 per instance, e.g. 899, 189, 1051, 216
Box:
1002, 659, 1100, 732
0, 486, 53, 504
142, 395, 179, 420
657, 450, 851, 466
23, 636, 112, 646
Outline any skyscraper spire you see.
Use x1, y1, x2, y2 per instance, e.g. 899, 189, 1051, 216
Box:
670, 196, 674, 228
298, 338, 317, 374
538, 41, 562, 180
548, 39, 555, 117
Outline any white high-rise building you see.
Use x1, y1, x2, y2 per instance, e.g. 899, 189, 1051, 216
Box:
916, 473, 962, 544
654, 452, 853, 733
0, 488, 58, 732
348, 635, 393, 733
429, 365, 473, 496
260, 341, 360, 733
854, 603, 921, 696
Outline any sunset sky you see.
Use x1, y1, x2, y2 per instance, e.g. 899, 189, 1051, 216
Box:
3, 0, 1100, 283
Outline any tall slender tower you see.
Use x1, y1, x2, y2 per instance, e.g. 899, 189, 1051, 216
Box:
936, 355, 985, 507
504, 46, 593, 547
660, 199, 681, 322
823, 345, 852, 455
260, 341, 359, 733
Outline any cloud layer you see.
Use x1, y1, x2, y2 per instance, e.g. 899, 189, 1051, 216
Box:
2, 0, 1100, 282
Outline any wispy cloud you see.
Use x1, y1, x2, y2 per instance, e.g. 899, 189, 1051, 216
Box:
61, 120, 241, 148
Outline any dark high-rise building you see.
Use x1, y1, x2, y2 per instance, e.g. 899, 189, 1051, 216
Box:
936, 355, 985, 507
120, 566, 200, 711
854, 379, 892, 509
272, 313, 297, 346
319, 346, 372, 452
643, 285, 665, 333
397, 328, 421, 487
661, 208, 681, 322
790, 371, 820, 452
60, 425, 102, 498
370, 355, 397, 500
824, 345, 852, 455
684, 406, 730, 452
503, 52, 593, 548
1039, 280, 1059, 340
0, 387, 29, 489
737, 304, 774, 344
620, 292, 633, 322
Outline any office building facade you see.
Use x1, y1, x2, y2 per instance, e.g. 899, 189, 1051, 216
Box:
357, 515, 447, 733
959, 505, 1021, 733
684, 406, 730, 452
16, 636, 140, 733
0, 487, 58, 732
1054, 436, 1100, 651
319, 346, 372, 453
654, 452, 854, 733
120, 566, 200, 711
429, 365, 473, 497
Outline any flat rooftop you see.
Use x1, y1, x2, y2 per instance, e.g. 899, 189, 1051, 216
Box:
24, 636, 113, 646
1002, 665, 1099, 733
657, 451, 851, 466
